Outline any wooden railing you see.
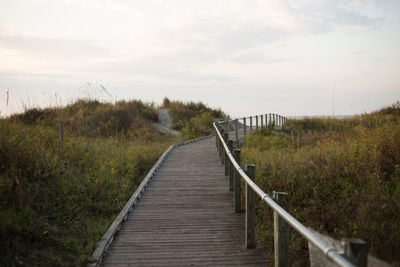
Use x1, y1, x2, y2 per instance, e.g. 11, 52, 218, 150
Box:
214, 114, 368, 267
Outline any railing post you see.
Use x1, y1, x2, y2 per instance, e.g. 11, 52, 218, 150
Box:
342, 238, 368, 267
218, 127, 224, 159
233, 149, 241, 213
222, 133, 228, 165
250, 117, 253, 133
235, 119, 238, 141
219, 128, 224, 159
243, 118, 247, 136
226, 121, 229, 139
273, 191, 289, 267
228, 139, 233, 190
215, 126, 219, 148
255, 115, 259, 131
217, 138, 220, 156
265, 114, 268, 127
261, 115, 263, 128
269, 114, 272, 126
245, 164, 256, 249
216, 134, 219, 154
59, 121, 64, 151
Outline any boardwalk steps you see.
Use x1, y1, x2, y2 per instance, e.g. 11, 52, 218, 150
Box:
90, 136, 268, 266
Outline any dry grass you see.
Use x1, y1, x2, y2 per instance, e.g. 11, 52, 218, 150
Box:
242, 102, 400, 266
0, 97, 223, 266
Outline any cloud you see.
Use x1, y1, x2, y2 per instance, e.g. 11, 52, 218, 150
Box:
1, 0, 381, 72
137, 0, 382, 66
134, 0, 307, 66
0, 34, 107, 59
288, 0, 381, 31
341, 49, 384, 62
0, 0, 393, 105
0, 25, 110, 77
34, 0, 146, 19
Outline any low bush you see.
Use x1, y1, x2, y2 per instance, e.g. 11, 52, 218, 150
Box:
1, 97, 226, 266
0, 120, 169, 266
241, 104, 400, 266
13, 99, 158, 138
0, 98, 182, 266
181, 112, 216, 139
162, 97, 226, 137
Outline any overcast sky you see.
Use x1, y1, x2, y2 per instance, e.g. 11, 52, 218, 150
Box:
0, 0, 399, 117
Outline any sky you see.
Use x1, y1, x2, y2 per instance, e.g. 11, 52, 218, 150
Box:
0, 0, 399, 117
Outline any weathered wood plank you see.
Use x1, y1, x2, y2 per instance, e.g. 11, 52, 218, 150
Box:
101, 137, 269, 266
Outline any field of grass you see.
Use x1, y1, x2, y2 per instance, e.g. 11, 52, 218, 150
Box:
0, 98, 224, 266
241, 102, 400, 266
4, 96, 397, 266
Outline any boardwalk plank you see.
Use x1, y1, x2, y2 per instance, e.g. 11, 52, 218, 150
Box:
102, 137, 269, 266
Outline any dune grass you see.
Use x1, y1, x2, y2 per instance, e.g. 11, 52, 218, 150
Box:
162, 97, 226, 138
0, 98, 224, 266
241, 102, 400, 266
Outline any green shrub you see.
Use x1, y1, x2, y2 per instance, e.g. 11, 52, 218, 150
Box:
162, 97, 226, 133
182, 112, 215, 139
12, 99, 158, 138
242, 105, 400, 266
0, 100, 172, 266
0, 97, 227, 266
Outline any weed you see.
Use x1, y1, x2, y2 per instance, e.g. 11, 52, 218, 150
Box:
0, 97, 218, 266
242, 104, 400, 265
162, 97, 226, 137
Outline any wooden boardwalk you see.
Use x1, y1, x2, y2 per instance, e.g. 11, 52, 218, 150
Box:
102, 137, 268, 266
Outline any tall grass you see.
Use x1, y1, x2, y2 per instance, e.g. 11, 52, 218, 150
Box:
242, 102, 400, 266
0, 122, 169, 266
162, 97, 226, 138
0, 97, 221, 266
13, 99, 158, 138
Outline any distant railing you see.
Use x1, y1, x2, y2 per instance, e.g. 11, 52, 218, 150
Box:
214, 114, 368, 267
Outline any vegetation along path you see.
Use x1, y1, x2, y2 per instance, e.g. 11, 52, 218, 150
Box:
101, 137, 268, 266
